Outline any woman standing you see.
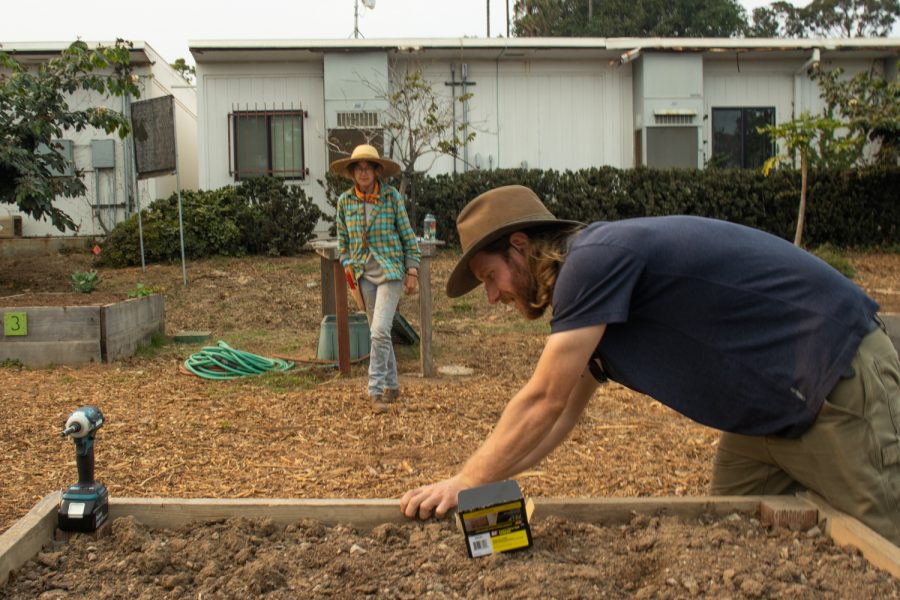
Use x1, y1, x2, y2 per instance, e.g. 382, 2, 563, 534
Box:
332, 145, 421, 414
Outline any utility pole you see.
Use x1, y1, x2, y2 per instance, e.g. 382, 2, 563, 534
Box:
487, 0, 491, 37
588, 0, 593, 21
506, 0, 510, 36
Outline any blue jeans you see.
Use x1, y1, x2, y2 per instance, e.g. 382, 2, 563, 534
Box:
359, 279, 402, 397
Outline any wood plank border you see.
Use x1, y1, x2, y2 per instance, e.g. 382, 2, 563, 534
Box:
0, 492, 60, 587
2, 494, 896, 586
101, 295, 165, 362
800, 491, 900, 579
1, 296, 165, 366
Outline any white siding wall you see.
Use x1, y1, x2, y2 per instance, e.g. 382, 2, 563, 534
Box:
392, 57, 633, 175
702, 59, 795, 165
197, 61, 328, 220
703, 54, 888, 165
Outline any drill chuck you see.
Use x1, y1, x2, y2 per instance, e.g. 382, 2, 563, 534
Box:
60, 407, 103, 439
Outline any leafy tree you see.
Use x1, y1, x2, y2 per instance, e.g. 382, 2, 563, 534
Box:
171, 58, 196, 85
513, 0, 749, 37
0, 40, 140, 231
748, 0, 899, 38
813, 66, 899, 165
758, 62, 897, 246
759, 113, 857, 246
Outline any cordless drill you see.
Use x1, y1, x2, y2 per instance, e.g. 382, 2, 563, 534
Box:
58, 406, 109, 532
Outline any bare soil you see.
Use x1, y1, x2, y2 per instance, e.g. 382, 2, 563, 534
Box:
1, 247, 898, 598
3, 511, 898, 599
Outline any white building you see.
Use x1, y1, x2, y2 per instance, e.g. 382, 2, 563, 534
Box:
189, 36, 897, 232
0, 41, 198, 238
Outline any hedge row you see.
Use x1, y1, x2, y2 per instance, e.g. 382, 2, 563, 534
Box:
321, 167, 899, 249
101, 178, 322, 267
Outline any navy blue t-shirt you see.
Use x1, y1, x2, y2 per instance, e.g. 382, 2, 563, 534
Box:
550, 216, 879, 437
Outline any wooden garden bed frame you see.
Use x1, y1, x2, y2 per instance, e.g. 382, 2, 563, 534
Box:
0, 295, 164, 366
2, 493, 897, 586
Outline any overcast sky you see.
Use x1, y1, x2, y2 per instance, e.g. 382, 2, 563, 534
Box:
0, 1, 812, 67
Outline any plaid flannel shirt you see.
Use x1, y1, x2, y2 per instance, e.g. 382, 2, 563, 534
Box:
337, 181, 421, 281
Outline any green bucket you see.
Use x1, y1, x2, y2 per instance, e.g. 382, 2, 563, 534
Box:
316, 313, 371, 361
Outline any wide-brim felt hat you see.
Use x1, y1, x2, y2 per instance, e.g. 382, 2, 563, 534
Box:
329, 144, 400, 180
446, 185, 582, 298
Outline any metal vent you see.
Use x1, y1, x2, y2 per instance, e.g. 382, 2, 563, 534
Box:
337, 111, 379, 128
654, 114, 694, 125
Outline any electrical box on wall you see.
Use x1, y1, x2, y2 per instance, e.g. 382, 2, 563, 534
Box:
91, 140, 116, 169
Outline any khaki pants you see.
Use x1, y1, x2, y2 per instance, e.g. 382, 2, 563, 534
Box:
711, 325, 900, 546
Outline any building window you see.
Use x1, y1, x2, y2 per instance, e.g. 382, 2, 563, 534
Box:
229, 109, 306, 180
711, 107, 775, 169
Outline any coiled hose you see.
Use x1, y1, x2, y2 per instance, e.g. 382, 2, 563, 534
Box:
183, 341, 294, 380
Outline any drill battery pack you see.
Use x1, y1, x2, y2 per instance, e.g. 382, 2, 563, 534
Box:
58, 483, 109, 533
455, 480, 534, 559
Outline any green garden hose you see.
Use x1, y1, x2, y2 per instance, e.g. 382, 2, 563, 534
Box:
183, 341, 294, 380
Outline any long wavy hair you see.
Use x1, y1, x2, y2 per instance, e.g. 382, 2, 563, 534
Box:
481, 224, 584, 317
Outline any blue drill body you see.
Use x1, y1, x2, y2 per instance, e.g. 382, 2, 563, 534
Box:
58, 406, 109, 532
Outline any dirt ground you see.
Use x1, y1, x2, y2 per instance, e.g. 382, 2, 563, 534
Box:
3, 512, 898, 599
1, 245, 899, 597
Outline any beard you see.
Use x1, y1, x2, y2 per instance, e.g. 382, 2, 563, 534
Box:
507, 254, 546, 321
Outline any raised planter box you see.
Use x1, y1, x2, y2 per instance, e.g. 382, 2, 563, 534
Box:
1, 493, 897, 587
0, 295, 164, 366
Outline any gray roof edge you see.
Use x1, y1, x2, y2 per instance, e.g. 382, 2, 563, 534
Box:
186, 36, 900, 53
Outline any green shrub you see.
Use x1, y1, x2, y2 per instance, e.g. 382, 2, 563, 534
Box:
235, 177, 322, 256
127, 283, 155, 298
412, 166, 899, 248
102, 178, 322, 267
71, 270, 101, 293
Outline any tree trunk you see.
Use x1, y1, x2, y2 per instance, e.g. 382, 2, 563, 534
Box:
793, 152, 808, 246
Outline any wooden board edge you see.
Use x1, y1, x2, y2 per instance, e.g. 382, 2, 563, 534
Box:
799, 491, 900, 579
0, 492, 60, 587
108, 497, 407, 530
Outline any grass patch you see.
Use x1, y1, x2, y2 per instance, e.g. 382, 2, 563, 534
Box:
811, 244, 856, 279
220, 330, 276, 348
250, 368, 327, 391
134, 332, 170, 359
450, 298, 476, 314
291, 261, 321, 276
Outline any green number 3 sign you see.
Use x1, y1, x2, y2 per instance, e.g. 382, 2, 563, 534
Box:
3, 312, 27, 336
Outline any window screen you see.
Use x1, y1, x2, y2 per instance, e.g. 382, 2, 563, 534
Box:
231, 110, 306, 180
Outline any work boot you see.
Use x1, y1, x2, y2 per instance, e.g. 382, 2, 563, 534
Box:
371, 395, 389, 414
384, 388, 400, 403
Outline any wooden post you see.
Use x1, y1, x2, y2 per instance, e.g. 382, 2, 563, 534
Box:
312, 241, 351, 376
332, 260, 351, 376
320, 255, 335, 317
418, 241, 442, 377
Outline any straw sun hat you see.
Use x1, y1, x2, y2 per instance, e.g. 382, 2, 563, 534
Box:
446, 185, 582, 298
329, 144, 400, 180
